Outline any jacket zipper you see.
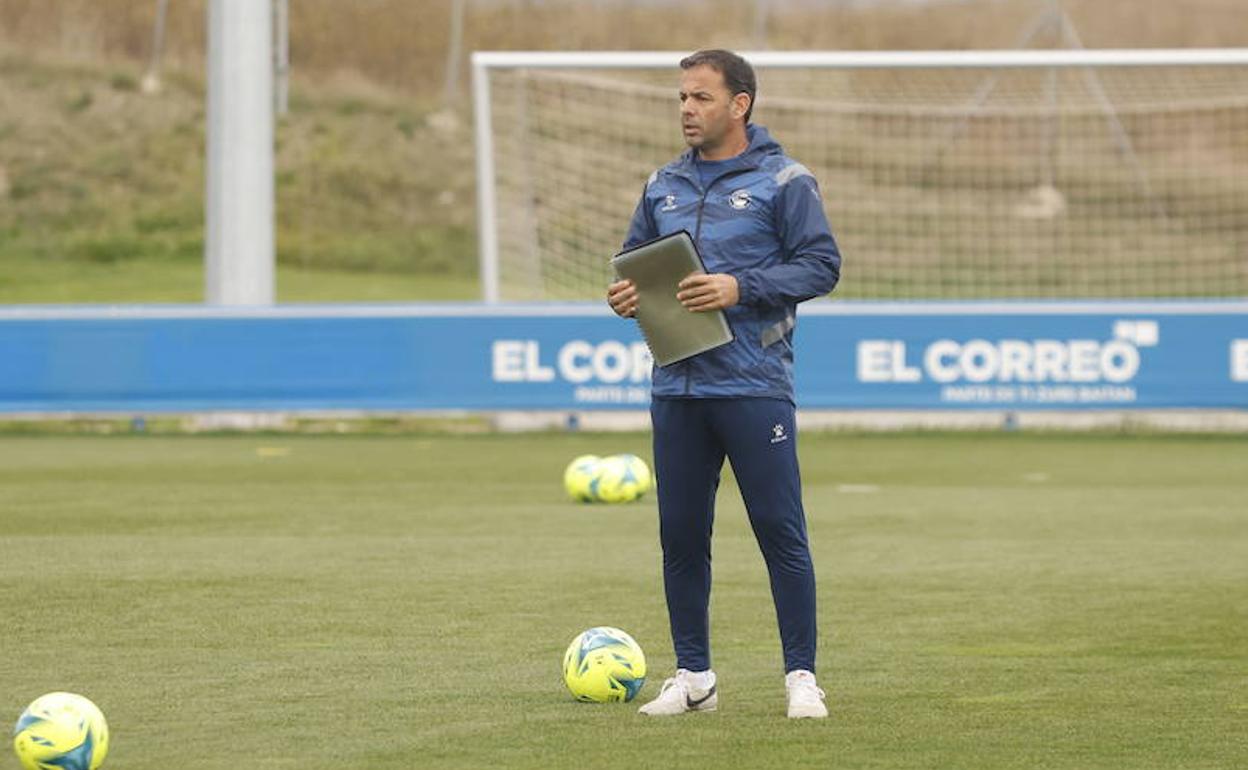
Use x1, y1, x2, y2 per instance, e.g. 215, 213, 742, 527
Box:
692, 167, 750, 242
684, 167, 752, 395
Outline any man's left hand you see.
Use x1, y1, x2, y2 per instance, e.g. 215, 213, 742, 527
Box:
677, 273, 739, 312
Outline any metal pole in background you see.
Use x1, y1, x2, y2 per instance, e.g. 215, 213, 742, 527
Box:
141, 0, 170, 94
205, 0, 275, 305
275, 0, 290, 116
752, 0, 769, 50
443, 0, 466, 105
472, 54, 500, 303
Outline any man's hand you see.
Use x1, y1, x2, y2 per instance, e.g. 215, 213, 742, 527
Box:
607, 279, 638, 318
677, 272, 739, 312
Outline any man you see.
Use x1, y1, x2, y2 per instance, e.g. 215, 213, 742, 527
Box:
607, 49, 841, 719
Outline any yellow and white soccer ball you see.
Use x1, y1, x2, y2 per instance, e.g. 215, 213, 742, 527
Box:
563, 454, 601, 502
13, 692, 110, 770
614, 454, 653, 496
562, 626, 647, 703
594, 454, 650, 503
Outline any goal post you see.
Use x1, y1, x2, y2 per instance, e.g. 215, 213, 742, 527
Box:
472, 49, 1248, 303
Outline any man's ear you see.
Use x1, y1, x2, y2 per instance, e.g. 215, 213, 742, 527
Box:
731, 92, 751, 121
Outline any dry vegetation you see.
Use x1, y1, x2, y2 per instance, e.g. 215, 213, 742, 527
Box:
2, 0, 1247, 102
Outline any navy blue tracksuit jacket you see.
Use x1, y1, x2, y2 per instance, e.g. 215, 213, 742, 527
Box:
622, 123, 841, 402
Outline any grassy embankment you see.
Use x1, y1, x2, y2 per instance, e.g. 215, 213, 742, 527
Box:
0, 49, 477, 303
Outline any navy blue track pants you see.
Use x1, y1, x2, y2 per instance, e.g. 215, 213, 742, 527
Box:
650, 396, 817, 674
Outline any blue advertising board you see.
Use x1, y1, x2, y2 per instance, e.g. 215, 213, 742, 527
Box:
1, 302, 1246, 412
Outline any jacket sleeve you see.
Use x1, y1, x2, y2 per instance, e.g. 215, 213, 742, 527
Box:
622, 178, 659, 251
736, 171, 841, 308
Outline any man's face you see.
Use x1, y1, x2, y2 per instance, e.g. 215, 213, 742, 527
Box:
679, 65, 739, 152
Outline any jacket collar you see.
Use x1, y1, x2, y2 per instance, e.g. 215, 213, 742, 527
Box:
673, 124, 782, 184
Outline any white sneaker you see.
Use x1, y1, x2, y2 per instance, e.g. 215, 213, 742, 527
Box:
637, 669, 718, 716
785, 670, 828, 718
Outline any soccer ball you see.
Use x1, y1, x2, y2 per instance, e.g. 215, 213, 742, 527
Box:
563, 454, 601, 502
13, 692, 110, 770
614, 454, 653, 495
562, 626, 647, 703
594, 454, 649, 503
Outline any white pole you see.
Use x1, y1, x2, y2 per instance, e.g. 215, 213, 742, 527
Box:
472, 54, 500, 303
752, 0, 769, 50
443, 0, 465, 105
141, 0, 170, 94
205, 0, 275, 305
275, 0, 290, 117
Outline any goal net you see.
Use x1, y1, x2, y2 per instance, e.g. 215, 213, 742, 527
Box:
473, 51, 1248, 302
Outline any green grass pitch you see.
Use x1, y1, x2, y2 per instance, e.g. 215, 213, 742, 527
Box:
1, 432, 1245, 769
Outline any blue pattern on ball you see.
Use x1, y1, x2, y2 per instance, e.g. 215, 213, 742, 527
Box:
620, 675, 645, 701
41, 728, 94, 770
576, 627, 624, 665
14, 713, 45, 735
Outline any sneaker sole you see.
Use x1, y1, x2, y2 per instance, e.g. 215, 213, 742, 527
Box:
639, 702, 718, 716
787, 709, 828, 719
639, 706, 717, 716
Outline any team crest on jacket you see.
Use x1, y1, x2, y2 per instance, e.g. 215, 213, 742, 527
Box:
728, 189, 751, 209
661, 194, 678, 212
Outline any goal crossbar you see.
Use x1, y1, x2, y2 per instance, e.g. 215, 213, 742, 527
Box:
474, 49, 1248, 71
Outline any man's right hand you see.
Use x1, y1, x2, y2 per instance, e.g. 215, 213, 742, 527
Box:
607, 279, 638, 318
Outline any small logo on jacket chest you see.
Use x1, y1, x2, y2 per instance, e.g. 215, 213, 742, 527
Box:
728, 189, 752, 210
661, 194, 678, 212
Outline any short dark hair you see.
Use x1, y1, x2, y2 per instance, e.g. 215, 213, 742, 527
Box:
680, 49, 757, 124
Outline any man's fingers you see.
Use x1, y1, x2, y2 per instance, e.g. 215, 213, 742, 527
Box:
681, 289, 723, 311
609, 286, 639, 317
607, 278, 639, 318
607, 280, 635, 301
679, 284, 719, 302
677, 273, 709, 291
676, 284, 713, 302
